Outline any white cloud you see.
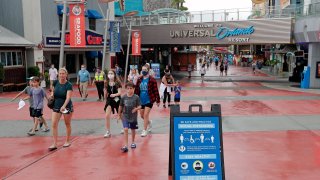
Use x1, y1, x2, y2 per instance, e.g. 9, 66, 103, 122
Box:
185, 0, 252, 12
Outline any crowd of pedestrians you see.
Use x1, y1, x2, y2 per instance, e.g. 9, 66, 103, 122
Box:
12, 62, 184, 153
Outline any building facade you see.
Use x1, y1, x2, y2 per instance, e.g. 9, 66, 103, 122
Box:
0, 0, 115, 81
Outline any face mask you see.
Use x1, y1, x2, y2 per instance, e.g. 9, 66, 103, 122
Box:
108, 74, 114, 79
142, 71, 148, 76
81, 68, 85, 71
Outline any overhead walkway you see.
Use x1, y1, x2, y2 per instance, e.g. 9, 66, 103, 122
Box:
117, 2, 320, 27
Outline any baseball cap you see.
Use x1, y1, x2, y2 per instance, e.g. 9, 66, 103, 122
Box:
17, 99, 26, 110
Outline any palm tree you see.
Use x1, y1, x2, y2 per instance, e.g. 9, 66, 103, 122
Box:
171, 0, 188, 11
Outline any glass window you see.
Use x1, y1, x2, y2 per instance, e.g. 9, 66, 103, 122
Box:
17, 52, 22, 65
89, 18, 96, 31
6, 52, 12, 66
0, 52, 5, 65
12, 52, 17, 66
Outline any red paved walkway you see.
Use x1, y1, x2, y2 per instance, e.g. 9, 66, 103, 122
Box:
1, 66, 320, 179
2, 131, 320, 179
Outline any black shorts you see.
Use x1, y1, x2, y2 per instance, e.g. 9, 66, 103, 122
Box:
174, 98, 180, 102
32, 109, 43, 118
53, 106, 74, 114
104, 99, 120, 114
141, 103, 153, 109
29, 107, 34, 117
201, 74, 205, 77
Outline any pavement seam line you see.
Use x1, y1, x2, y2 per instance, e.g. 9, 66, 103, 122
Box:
2, 137, 80, 179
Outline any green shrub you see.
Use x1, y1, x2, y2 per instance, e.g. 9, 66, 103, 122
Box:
0, 63, 4, 83
27, 66, 40, 77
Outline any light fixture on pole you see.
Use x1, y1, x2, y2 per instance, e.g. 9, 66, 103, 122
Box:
123, 10, 138, 87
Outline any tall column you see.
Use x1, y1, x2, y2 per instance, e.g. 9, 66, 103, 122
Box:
308, 43, 320, 88
22, 0, 43, 70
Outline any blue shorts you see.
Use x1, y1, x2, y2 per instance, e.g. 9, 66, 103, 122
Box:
122, 119, 138, 129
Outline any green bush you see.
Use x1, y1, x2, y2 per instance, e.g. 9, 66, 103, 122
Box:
266, 59, 280, 66
27, 66, 40, 77
0, 63, 4, 83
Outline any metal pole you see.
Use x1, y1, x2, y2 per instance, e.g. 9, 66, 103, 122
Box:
59, 1, 67, 69
102, 3, 109, 70
123, 21, 132, 87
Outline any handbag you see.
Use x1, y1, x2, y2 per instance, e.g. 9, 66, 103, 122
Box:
47, 96, 55, 109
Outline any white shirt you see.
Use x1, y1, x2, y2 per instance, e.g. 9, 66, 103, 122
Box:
49, 68, 58, 80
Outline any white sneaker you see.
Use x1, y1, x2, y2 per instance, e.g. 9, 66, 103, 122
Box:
104, 130, 111, 138
147, 120, 152, 132
120, 129, 124, 134
141, 130, 148, 137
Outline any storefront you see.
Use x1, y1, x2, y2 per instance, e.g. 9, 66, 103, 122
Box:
120, 18, 294, 70
43, 30, 104, 78
0, 25, 34, 91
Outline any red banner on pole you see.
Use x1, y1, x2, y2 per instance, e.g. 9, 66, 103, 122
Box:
69, 3, 86, 48
132, 30, 141, 56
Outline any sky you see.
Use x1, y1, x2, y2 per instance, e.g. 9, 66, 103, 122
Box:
184, 0, 253, 12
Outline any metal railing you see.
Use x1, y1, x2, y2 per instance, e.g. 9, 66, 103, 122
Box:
117, 2, 320, 26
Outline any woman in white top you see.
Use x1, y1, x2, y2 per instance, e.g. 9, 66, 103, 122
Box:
128, 68, 139, 85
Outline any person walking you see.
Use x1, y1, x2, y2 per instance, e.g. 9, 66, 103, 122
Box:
174, 80, 182, 105
48, 64, 58, 90
118, 82, 141, 153
12, 77, 44, 132
224, 60, 229, 76
135, 65, 160, 137
200, 64, 206, 83
49, 68, 73, 151
77, 64, 91, 101
26, 77, 50, 136
219, 63, 224, 76
161, 69, 175, 108
103, 70, 122, 138
187, 63, 192, 78
252, 61, 257, 74
128, 68, 139, 85
92, 67, 105, 101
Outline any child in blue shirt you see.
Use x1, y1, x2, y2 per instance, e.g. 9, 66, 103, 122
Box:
174, 81, 182, 105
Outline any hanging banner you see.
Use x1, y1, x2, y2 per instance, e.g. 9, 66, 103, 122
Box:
119, 0, 125, 11
132, 30, 141, 56
69, 3, 86, 47
109, 21, 121, 52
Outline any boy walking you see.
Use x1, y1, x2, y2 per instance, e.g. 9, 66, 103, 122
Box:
118, 82, 141, 153
26, 77, 50, 136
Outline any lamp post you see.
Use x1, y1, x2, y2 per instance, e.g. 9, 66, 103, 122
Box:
123, 11, 138, 87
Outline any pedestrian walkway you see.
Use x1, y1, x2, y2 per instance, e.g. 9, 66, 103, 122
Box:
1, 65, 320, 179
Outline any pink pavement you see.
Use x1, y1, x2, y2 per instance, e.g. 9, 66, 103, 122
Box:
1, 65, 320, 179
2, 131, 320, 179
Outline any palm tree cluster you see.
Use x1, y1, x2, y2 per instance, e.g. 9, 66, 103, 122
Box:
171, 0, 188, 11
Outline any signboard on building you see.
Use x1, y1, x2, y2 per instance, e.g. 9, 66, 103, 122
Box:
151, 63, 160, 79
109, 21, 121, 52
44, 30, 104, 47
132, 30, 141, 55
69, 3, 86, 47
120, 18, 292, 45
